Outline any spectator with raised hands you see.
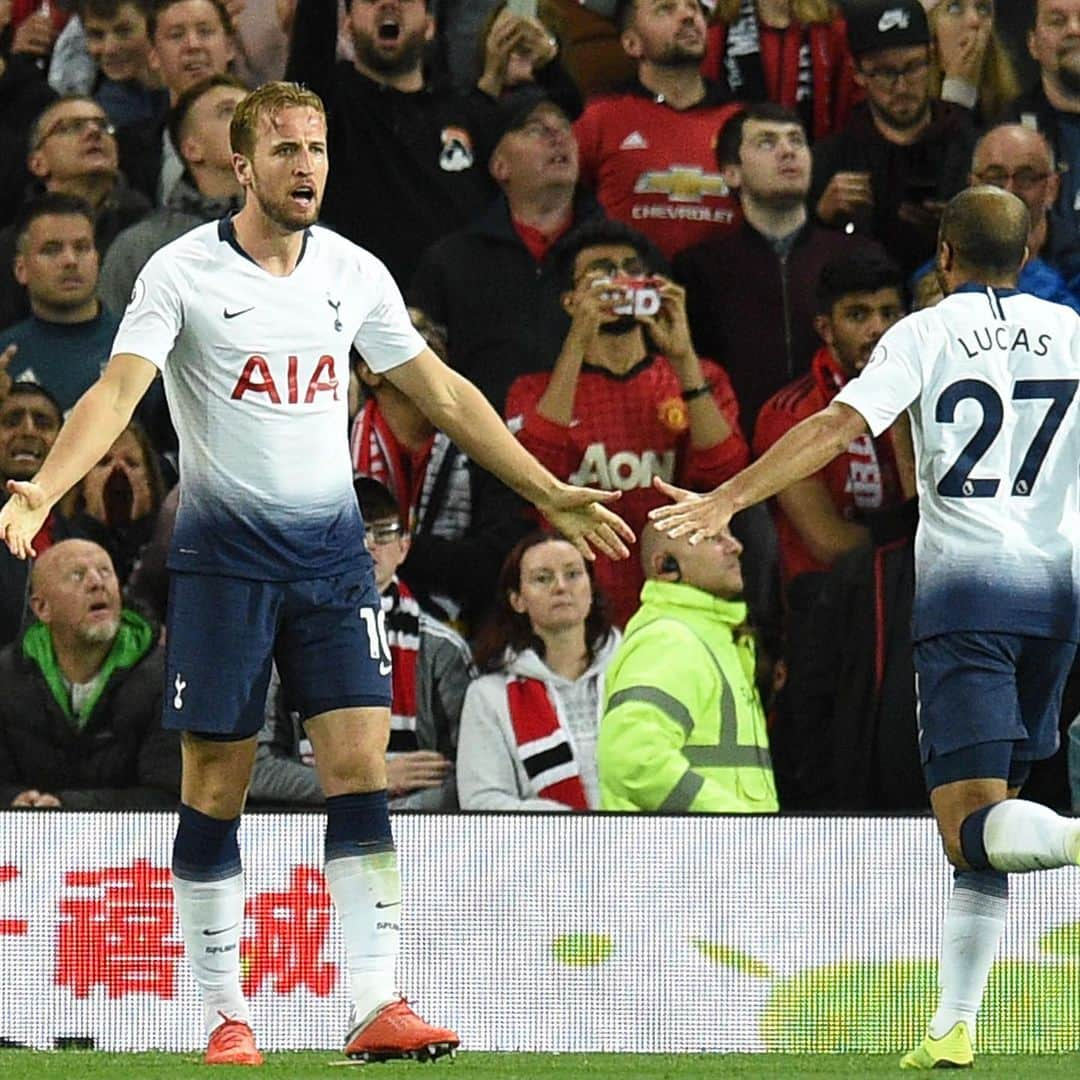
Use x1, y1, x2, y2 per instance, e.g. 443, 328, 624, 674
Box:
476, 1, 558, 100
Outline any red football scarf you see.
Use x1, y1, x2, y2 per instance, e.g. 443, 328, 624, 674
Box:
384, 579, 420, 754
505, 677, 589, 810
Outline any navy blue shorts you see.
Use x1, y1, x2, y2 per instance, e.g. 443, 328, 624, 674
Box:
163, 565, 391, 739
914, 631, 1075, 791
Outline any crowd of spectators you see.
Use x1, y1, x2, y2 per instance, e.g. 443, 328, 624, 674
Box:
2, 0, 1080, 817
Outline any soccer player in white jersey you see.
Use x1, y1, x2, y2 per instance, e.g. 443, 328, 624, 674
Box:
650, 186, 1080, 1070
0, 81, 634, 1067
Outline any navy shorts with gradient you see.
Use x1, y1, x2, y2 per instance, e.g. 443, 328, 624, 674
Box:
914, 631, 1075, 790
163, 565, 391, 739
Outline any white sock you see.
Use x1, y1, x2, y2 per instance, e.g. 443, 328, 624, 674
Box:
172, 872, 250, 1041
983, 799, 1080, 872
324, 850, 400, 1024
928, 872, 1008, 1044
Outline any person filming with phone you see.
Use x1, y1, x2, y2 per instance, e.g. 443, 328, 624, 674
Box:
505, 218, 749, 626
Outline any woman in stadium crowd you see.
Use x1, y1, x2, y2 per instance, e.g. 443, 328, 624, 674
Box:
457, 531, 619, 811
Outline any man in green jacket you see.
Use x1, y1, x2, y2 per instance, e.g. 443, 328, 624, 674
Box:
598, 522, 778, 813
0, 537, 178, 809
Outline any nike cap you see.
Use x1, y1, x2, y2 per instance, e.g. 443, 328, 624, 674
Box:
846, 0, 930, 60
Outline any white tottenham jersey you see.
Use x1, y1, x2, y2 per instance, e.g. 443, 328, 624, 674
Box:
112, 217, 425, 580
836, 284, 1080, 642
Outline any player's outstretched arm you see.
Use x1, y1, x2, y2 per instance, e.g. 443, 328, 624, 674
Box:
649, 401, 870, 545
0, 352, 157, 559
385, 348, 636, 561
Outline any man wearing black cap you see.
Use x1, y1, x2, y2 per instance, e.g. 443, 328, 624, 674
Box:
409, 88, 603, 413
809, 0, 976, 276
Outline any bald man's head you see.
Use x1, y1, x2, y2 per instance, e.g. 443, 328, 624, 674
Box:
970, 125, 1059, 239
30, 539, 121, 646
939, 186, 1030, 283
640, 521, 745, 599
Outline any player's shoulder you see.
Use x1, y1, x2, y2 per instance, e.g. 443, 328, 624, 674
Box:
139, 218, 225, 278
308, 224, 395, 280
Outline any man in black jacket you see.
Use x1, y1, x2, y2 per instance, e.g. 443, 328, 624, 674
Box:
0, 538, 179, 809
285, 0, 495, 287
410, 88, 602, 412
809, 0, 975, 277
1002, 0, 1080, 284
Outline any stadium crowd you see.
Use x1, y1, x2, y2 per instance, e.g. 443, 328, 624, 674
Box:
2, 0, 1079, 817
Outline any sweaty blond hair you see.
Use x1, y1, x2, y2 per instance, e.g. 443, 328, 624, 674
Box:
229, 81, 327, 159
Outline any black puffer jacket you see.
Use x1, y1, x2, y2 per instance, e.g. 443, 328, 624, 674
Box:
0, 628, 179, 810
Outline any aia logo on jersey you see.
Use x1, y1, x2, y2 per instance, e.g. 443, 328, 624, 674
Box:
439, 126, 475, 173
231, 354, 339, 403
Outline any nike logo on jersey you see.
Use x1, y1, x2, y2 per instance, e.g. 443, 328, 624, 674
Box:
374, 901, 401, 909
223, 306, 255, 319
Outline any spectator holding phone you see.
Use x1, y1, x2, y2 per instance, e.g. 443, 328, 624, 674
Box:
505, 218, 748, 626
809, 0, 974, 275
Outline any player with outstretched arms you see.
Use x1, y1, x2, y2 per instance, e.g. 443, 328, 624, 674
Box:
0, 81, 634, 1067
650, 186, 1080, 1070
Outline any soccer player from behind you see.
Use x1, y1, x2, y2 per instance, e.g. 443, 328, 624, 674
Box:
650, 186, 1080, 1070
0, 81, 633, 1067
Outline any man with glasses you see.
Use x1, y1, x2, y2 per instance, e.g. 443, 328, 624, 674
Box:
912, 122, 1080, 313
810, 0, 975, 275
505, 217, 748, 626
0, 95, 150, 331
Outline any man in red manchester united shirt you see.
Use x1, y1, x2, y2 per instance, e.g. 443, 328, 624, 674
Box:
573, 0, 742, 261
506, 218, 749, 626
753, 248, 909, 599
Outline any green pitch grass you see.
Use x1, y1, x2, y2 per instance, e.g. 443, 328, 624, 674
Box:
2, 1052, 1079, 1079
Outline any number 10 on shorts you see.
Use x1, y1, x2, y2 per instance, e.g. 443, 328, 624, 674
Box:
360, 607, 393, 675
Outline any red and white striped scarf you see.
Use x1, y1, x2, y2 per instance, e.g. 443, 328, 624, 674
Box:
505, 677, 589, 810
383, 578, 421, 754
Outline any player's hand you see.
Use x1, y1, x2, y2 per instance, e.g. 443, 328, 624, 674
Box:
648, 476, 736, 545
0, 343, 15, 401
816, 171, 873, 225
385, 751, 452, 798
538, 483, 635, 562
0, 479, 51, 560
